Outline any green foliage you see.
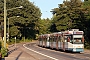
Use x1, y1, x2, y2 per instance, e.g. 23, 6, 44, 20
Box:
0, 41, 2, 49
21, 38, 32, 42
7, 38, 16, 45
51, 0, 85, 31
0, 0, 41, 40
1, 47, 8, 58
85, 40, 90, 49
37, 18, 52, 34
82, 0, 90, 49
10, 26, 20, 37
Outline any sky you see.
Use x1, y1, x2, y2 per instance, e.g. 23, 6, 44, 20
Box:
29, 0, 63, 19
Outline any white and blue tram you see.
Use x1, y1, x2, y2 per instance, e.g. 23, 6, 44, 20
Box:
38, 29, 84, 52
38, 34, 50, 47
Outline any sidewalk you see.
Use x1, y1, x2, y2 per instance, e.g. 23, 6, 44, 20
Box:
5, 45, 21, 60
4, 44, 36, 60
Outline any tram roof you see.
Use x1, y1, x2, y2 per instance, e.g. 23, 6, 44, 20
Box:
62, 30, 84, 35
39, 29, 84, 37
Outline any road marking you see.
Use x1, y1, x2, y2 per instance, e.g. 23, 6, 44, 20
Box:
23, 44, 59, 60
86, 57, 90, 59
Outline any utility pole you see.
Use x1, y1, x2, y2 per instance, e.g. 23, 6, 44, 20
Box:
4, 0, 23, 48
4, 0, 6, 48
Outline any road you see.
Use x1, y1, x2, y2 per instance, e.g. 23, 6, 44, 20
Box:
12, 42, 90, 60
22, 42, 90, 60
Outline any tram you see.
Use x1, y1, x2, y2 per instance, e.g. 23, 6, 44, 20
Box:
38, 29, 84, 52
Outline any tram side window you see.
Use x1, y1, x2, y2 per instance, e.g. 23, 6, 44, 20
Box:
44, 37, 46, 42
67, 35, 73, 43
54, 36, 57, 42
47, 37, 50, 42
58, 36, 61, 42
61, 36, 64, 42
65, 36, 67, 42
49, 37, 53, 42
49, 37, 51, 42
53, 36, 55, 42
39, 38, 42, 41
51, 36, 53, 42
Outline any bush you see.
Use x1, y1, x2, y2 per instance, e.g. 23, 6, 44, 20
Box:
0, 41, 2, 50
1, 47, 8, 58
0, 41, 8, 58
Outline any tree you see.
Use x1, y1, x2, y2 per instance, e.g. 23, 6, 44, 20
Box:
37, 18, 52, 35
0, 0, 41, 39
51, 0, 86, 31
10, 26, 19, 37
83, 0, 90, 49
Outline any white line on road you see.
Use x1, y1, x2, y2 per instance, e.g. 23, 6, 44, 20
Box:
23, 44, 59, 60
86, 57, 90, 59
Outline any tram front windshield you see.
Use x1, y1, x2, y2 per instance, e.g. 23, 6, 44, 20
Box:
72, 34, 83, 44
73, 38, 82, 44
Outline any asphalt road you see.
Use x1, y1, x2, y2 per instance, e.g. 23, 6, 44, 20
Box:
23, 42, 90, 60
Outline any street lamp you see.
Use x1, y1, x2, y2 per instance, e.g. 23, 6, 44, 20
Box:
7, 16, 20, 41
7, 6, 23, 11
4, 0, 6, 48
4, 0, 23, 48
